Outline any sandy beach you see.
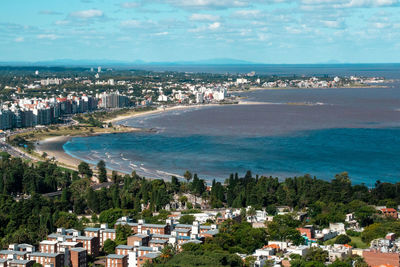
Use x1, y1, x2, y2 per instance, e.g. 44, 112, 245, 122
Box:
34, 102, 270, 173
105, 103, 221, 124
36, 136, 81, 169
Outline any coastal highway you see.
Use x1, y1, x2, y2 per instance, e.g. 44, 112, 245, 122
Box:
0, 139, 35, 161
0, 116, 77, 160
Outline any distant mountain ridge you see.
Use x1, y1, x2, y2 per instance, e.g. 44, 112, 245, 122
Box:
0, 58, 258, 67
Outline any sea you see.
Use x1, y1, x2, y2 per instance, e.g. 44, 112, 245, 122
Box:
63, 64, 400, 186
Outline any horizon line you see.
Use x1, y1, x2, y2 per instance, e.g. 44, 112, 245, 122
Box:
1, 60, 400, 66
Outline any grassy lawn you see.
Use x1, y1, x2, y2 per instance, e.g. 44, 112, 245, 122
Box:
10, 125, 136, 142
324, 235, 368, 249
76, 106, 155, 122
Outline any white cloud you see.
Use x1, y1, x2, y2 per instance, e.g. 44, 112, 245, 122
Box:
372, 22, 390, 28
190, 13, 220, 21
14, 37, 24, 42
120, 20, 142, 28
37, 34, 59, 40
55, 20, 70, 25
232, 10, 263, 19
121, 2, 140, 8
69, 9, 104, 19
301, 0, 399, 8
321, 19, 346, 28
120, 19, 157, 30
154, 31, 169, 35
208, 22, 221, 30
162, 0, 249, 10
344, 0, 399, 7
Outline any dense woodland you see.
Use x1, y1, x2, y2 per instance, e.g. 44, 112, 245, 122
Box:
0, 153, 399, 266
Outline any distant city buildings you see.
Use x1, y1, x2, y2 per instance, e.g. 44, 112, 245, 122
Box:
0, 91, 131, 130
98, 91, 130, 109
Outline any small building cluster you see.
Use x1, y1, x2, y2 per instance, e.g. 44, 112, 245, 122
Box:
113, 217, 219, 267
0, 216, 219, 267
0, 91, 130, 130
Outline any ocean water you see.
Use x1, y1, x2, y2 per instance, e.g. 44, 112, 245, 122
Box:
133, 63, 400, 79
64, 84, 400, 186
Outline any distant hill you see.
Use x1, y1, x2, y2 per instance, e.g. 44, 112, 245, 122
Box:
0, 58, 258, 67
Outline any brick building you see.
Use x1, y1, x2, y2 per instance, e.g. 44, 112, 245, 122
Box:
115, 245, 134, 256
84, 226, 116, 247
39, 240, 58, 253
127, 234, 150, 247
137, 252, 161, 267
74, 236, 99, 257
8, 260, 34, 267
106, 254, 127, 267
70, 248, 87, 267
28, 252, 64, 267
381, 208, 398, 219
115, 219, 171, 235
297, 225, 315, 239
0, 251, 27, 260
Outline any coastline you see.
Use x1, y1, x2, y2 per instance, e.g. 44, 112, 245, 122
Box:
105, 103, 221, 124
33, 100, 323, 174
33, 101, 268, 176
35, 136, 81, 169
33, 104, 223, 174
230, 84, 389, 93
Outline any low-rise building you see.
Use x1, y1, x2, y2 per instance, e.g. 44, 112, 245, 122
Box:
70, 248, 87, 267
39, 240, 58, 253
137, 252, 161, 267
115, 245, 134, 256
0, 251, 27, 261
74, 236, 99, 257
127, 234, 150, 247
28, 252, 64, 267
8, 260, 34, 267
381, 208, 398, 219
106, 254, 127, 267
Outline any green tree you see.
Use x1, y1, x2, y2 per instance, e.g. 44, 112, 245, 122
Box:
335, 235, 351, 244
183, 170, 192, 183
115, 225, 132, 245
179, 215, 195, 225
305, 247, 328, 263
97, 160, 107, 183
99, 208, 123, 227
78, 162, 92, 178
103, 239, 116, 254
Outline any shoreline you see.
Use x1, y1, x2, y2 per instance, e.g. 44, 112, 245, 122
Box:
105, 103, 222, 124
33, 103, 227, 176
35, 136, 80, 169
230, 84, 389, 93
33, 101, 268, 178
32, 100, 325, 176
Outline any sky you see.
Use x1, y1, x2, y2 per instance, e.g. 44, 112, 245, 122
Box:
1, 0, 400, 64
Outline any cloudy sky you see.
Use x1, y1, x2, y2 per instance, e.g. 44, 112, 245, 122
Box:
1, 0, 400, 63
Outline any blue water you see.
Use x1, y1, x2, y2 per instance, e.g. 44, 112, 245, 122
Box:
133, 63, 400, 79
63, 64, 400, 185
63, 85, 400, 185
64, 127, 400, 186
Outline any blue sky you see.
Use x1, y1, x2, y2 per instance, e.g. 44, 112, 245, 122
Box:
1, 0, 400, 63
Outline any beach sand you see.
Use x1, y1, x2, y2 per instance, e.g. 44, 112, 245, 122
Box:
36, 136, 81, 169
35, 102, 270, 173
105, 104, 220, 124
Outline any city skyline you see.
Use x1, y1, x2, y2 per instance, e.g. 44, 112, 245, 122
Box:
1, 0, 400, 64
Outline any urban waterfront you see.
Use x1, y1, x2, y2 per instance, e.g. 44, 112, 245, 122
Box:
64, 85, 400, 185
